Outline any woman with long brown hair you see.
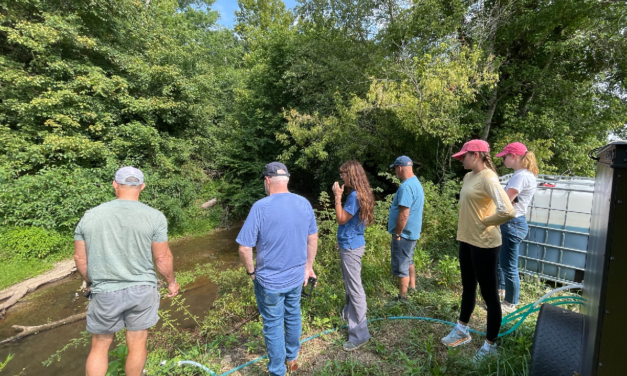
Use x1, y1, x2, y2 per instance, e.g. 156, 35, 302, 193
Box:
332, 160, 375, 351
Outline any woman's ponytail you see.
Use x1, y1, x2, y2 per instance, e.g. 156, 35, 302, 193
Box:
478, 152, 497, 174
521, 151, 539, 176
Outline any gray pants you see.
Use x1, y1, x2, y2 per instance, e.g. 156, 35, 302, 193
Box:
339, 245, 371, 344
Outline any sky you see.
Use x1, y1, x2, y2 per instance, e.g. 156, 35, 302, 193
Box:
212, 0, 300, 28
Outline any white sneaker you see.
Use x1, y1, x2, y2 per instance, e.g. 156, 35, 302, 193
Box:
473, 342, 498, 362
441, 327, 472, 347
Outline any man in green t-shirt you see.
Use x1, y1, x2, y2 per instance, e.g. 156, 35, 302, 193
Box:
74, 166, 179, 376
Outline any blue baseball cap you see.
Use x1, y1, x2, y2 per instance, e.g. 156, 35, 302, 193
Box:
260, 162, 290, 180
390, 156, 413, 168
115, 166, 144, 186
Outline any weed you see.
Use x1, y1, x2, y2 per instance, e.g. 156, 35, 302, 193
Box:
0, 354, 14, 372
106, 344, 128, 376
435, 256, 461, 287
316, 357, 389, 375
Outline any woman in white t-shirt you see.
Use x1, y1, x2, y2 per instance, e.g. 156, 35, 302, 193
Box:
495, 142, 539, 313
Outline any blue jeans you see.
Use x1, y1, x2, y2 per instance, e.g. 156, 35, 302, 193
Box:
254, 280, 302, 376
497, 216, 529, 305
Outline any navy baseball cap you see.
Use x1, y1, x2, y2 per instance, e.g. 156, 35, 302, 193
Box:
390, 156, 413, 168
260, 162, 290, 180
115, 166, 144, 186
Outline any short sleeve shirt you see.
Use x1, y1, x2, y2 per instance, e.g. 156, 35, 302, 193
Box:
337, 190, 366, 250
236, 193, 318, 290
505, 169, 537, 217
387, 176, 425, 241
74, 199, 168, 293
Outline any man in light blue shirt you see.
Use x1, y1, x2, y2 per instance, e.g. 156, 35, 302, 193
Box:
236, 162, 318, 376
388, 156, 425, 301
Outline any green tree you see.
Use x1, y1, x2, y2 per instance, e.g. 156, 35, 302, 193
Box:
0, 0, 241, 231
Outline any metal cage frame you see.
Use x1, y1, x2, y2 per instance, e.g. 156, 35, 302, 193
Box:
499, 173, 595, 284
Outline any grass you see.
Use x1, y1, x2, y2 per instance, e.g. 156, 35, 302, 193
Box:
45, 189, 583, 375
0, 257, 57, 290
0, 205, 223, 291
0, 354, 14, 373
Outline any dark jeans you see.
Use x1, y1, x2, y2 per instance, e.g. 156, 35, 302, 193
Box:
497, 216, 529, 305
459, 242, 502, 342
253, 280, 302, 376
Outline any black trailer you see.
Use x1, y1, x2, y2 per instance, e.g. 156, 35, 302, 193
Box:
529, 141, 627, 376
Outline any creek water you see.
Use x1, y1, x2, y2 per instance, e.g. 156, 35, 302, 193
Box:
0, 226, 242, 376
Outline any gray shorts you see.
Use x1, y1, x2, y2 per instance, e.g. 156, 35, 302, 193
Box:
391, 237, 418, 277
86, 285, 160, 334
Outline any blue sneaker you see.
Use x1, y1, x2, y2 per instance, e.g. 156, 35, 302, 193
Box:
473, 343, 498, 362
441, 327, 471, 347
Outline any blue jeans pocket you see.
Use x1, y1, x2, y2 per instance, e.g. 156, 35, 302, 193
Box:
255, 282, 281, 307
508, 218, 528, 241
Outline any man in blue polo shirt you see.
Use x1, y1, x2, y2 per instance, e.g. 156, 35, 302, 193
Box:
236, 162, 318, 376
388, 156, 425, 302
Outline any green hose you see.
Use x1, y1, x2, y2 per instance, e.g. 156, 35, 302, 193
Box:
176, 297, 583, 375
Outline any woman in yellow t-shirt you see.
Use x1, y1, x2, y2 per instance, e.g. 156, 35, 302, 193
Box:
441, 140, 515, 361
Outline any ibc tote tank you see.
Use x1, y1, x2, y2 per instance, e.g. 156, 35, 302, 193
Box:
499, 174, 595, 283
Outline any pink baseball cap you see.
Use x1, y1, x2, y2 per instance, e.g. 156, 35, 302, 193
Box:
496, 142, 527, 158
452, 140, 490, 160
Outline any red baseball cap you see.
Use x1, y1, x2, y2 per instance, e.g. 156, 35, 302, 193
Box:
496, 142, 527, 158
452, 140, 490, 160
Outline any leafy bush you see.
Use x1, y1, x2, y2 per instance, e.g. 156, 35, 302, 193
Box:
420, 179, 461, 259
0, 226, 71, 260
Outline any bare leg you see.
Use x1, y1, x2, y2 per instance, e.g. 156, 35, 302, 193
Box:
409, 265, 416, 289
125, 330, 148, 376
398, 277, 409, 297
86, 334, 114, 376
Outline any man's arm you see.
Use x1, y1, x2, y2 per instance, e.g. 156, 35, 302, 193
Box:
394, 206, 410, 238
238, 245, 256, 279
304, 232, 318, 286
74, 240, 90, 283
152, 241, 179, 297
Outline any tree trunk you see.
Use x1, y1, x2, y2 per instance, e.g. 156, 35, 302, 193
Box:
520, 49, 556, 117
0, 312, 87, 345
481, 85, 499, 140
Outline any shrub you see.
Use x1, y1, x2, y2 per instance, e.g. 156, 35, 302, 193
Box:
0, 226, 71, 260
419, 179, 461, 259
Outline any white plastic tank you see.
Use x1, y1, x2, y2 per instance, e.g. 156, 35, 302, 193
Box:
499, 174, 595, 283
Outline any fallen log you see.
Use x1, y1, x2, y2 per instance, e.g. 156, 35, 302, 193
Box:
201, 198, 217, 209
0, 260, 76, 313
0, 312, 87, 345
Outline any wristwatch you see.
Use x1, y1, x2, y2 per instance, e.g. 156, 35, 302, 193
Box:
246, 269, 256, 276
393, 233, 402, 240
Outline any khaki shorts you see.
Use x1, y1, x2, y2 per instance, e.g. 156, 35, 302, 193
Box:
86, 285, 160, 334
